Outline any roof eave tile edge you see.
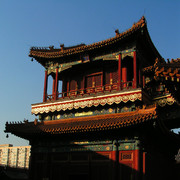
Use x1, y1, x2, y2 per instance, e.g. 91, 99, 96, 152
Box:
45, 106, 157, 135
29, 16, 146, 59
4, 107, 157, 138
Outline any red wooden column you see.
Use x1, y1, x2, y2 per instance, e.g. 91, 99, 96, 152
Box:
143, 152, 146, 179
43, 69, 48, 102
111, 141, 119, 180
122, 67, 127, 88
134, 149, 139, 180
133, 51, 137, 88
54, 67, 59, 100
118, 53, 122, 90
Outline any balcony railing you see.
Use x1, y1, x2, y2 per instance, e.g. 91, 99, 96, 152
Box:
47, 81, 133, 101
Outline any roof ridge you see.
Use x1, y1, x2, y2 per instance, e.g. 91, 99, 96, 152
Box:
29, 16, 146, 59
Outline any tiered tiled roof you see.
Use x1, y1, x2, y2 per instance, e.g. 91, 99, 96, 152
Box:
143, 58, 180, 106
5, 106, 157, 138
29, 16, 146, 59
143, 58, 180, 81
154, 58, 180, 81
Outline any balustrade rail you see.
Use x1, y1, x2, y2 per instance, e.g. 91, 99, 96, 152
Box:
46, 81, 133, 101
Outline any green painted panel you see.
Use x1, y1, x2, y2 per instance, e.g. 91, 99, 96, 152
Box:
93, 53, 118, 61
33, 139, 139, 153
41, 103, 136, 121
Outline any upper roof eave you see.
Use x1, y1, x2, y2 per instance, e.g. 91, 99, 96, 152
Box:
29, 16, 148, 61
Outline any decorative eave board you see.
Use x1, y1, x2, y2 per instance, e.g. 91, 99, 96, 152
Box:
42, 107, 156, 135
31, 89, 142, 115
153, 94, 176, 107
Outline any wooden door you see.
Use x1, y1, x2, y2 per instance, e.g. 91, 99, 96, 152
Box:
85, 73, 103, 93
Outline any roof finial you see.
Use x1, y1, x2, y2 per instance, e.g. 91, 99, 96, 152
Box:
141, 16, 146, 24
60, 44, 64, 51
115, 29, 119, 36
49, 46, 54, 50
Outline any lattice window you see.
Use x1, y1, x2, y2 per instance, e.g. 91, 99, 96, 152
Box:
77, 77, 84, 90
86, 76, 93, 88
62, 79, 67, 92
70, 79, 77, 91
121, 152, 133, 161
112, 68, 118, 84
105, 71, 111, 85
94, 74, 102, 87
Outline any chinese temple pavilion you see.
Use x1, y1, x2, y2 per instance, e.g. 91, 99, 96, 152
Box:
5, 17, 180, 179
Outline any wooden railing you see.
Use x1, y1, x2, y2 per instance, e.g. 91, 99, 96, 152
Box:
47, 81, 133, 101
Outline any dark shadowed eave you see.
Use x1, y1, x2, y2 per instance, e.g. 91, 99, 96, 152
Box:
5, 106, 157, 140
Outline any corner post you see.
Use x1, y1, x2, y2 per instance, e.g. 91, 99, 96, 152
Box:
43, 69, 48, 102
133, 51, 137, 88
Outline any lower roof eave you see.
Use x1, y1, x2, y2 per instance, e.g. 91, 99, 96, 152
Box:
5, 106, 157, 140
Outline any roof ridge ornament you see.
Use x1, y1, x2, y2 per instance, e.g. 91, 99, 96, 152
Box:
115, 29, 119, 36
60, 44, 64, 51
49, 46, 54, 50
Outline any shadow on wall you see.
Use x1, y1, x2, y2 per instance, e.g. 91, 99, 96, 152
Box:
28, 143, 179, 180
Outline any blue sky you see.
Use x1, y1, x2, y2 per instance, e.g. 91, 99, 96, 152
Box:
0, 0, 179, 146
